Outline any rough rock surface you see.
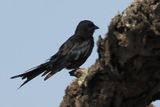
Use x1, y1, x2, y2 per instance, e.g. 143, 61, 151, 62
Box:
60, 0, 160, 107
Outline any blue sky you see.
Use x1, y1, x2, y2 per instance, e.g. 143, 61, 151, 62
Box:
1, 0, 159, 107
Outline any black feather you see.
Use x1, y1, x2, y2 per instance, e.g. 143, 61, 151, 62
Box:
11, 20, 99, 88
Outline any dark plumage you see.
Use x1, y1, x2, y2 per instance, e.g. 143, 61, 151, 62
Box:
11, 20, 99, 88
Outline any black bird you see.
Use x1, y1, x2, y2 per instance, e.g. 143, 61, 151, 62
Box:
11, 20, 99, 88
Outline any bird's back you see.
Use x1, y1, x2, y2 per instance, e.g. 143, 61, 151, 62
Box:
65, 36, 94, 69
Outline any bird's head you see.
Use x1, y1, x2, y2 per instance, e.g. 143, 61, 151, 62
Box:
75, 20, 99, 37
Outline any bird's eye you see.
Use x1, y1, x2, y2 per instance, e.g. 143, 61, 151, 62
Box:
88, 23, 94, 27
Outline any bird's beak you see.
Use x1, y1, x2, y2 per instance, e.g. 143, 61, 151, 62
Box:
94, 25, 99, 29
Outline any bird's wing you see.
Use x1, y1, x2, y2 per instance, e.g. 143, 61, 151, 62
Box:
58, 36, 93, 61
44, 36, 93, 80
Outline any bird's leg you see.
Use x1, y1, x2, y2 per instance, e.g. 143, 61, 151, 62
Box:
69, 68, 89, 86
69, 68, 78, 77
69, 68, 89, 78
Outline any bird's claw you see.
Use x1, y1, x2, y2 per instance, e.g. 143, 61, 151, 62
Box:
69, 68, 89, 86
69, 70, 76, 77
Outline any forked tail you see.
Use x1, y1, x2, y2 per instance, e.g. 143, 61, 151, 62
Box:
11, 62, 49, 88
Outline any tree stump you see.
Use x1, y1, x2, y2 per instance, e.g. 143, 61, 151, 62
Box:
60, 0, 160, 107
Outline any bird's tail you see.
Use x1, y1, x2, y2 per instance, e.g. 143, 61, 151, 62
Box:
11, 62, 50, 88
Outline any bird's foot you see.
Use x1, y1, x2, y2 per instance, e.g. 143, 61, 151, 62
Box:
69, 70, 76, 77
69, 68, 89, 86
69, 68, 84, 78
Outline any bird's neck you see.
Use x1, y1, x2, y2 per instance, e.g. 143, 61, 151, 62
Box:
75, 31, 94, 39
